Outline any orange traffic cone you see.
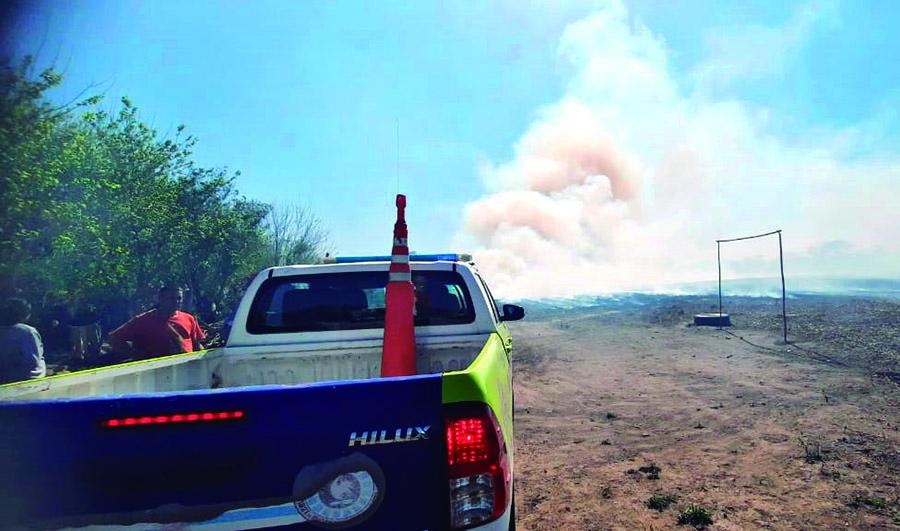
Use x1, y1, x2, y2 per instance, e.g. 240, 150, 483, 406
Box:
381, 194, 417, 377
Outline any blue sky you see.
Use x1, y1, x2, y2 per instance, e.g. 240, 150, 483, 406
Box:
6, 0, 899, 296
7, 1, 573, 253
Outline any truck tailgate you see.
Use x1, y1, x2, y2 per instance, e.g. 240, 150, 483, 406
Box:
0, 374, 447, 530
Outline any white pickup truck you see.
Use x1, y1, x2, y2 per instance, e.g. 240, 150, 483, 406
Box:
0, 254, 524, 531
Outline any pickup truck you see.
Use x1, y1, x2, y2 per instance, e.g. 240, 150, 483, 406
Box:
0, 254, 524, 531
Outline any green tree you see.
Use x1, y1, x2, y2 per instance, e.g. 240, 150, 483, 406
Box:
1, 57, 329, 331
0, 56, 82, 295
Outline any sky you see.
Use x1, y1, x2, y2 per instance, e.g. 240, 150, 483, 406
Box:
4, 0, 899, 298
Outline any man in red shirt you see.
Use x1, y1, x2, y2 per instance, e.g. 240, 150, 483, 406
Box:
108, 286, 206, 359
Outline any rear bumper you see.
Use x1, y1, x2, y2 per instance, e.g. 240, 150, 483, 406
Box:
38, 500, 514, 530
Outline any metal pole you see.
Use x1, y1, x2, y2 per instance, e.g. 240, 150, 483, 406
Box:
717, 241, 723, 322
778, 231, 787, 344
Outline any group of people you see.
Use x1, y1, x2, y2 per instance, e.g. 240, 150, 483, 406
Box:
0, 286, 206, 385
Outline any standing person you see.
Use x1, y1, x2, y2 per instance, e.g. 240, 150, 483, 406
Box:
107, 286, 205, 360
0, 298, 46, 384
68, 304, 102, 363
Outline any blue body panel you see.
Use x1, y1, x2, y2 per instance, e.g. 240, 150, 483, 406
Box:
0, 375, 448, 530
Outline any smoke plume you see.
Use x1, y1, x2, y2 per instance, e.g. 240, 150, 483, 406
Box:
459, 1, 900, 299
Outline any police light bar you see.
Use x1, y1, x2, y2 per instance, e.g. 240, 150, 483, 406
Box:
324, 253, 473, 264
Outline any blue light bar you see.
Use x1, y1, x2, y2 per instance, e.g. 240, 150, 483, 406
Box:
331, 253, 472, 263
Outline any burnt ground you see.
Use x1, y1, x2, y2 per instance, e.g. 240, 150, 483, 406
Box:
511, 295, 900, 530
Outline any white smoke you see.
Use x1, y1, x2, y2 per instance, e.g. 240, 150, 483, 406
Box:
458, 0, 900, 299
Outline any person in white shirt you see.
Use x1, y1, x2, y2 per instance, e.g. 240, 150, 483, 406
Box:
0, 297, 46, 384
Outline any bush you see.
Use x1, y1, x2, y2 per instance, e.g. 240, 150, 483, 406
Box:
677, 504, 713, 527
850, 493, 888, 511
638, 463, 661, 480
646, 493, 677, 511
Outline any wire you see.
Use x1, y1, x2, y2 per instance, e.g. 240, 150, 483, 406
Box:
721, 329, 849, 368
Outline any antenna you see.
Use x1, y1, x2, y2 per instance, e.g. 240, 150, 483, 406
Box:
396, 118, 400, 195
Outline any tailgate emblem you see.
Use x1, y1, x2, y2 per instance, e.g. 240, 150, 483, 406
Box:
348, 426, 430, 447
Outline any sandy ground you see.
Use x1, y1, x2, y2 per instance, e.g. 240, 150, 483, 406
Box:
510, 303, 900, 530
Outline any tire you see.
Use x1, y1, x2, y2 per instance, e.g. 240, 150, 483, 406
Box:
693, 313, 731, 327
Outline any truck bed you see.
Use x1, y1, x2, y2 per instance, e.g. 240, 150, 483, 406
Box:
0, 336, 488, 401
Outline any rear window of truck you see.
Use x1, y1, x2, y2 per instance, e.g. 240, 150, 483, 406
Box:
247, 270, 476, 333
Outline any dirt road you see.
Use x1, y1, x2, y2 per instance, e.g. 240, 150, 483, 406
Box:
511, 313, 900, 530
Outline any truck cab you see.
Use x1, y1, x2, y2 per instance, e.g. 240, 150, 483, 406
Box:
0, 255, 523, 530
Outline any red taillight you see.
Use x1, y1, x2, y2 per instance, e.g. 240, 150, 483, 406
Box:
445, 403, 510, 529
102, 410, 244, 428
447, 418, 491, 466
